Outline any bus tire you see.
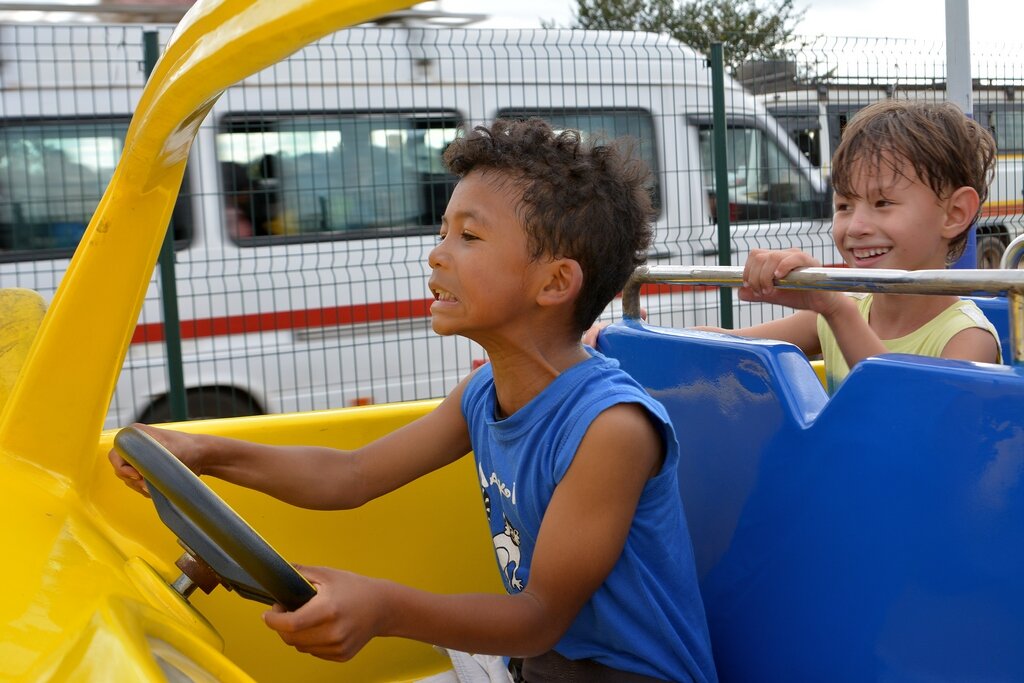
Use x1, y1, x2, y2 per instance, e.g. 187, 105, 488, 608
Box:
138, 387, 263, 423
977, 233, 1008, 269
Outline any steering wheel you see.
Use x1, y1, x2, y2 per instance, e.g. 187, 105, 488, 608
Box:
113, 426, 317, 611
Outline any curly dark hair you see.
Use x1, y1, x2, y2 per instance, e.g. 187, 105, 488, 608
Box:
831, 100, 997, 263
442, 118, 655, 332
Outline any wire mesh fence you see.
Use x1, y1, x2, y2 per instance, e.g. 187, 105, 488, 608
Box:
0, 25, 1020, 426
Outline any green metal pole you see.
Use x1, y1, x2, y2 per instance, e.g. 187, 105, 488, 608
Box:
143, 30, 188, 421
710, 43, 733, 329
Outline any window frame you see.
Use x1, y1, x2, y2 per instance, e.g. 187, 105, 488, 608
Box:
693, 115, 829, 224
215, 110, 464, 246
976, 103, 1024, 154
0, 115, 193, 263
496, 107, 663, 217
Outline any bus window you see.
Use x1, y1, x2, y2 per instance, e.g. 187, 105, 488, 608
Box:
216, 113, 461, 240
984, 107, 1024, 154
0, 119, 192, 259
497, 108, 661, 213
766, 107, 823, 166
698, 124, 822, 222
792, 125, 822, 167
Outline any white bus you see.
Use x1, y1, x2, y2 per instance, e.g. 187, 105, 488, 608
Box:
0, 24, 832, 427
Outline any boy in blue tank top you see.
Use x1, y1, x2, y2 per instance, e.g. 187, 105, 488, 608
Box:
110, 118, 716, 682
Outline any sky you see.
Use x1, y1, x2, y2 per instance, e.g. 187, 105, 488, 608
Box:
1, 1, 1020, 46
436, 0, 1023, 45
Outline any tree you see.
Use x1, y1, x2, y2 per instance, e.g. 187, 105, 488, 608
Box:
565, 0, 806, 71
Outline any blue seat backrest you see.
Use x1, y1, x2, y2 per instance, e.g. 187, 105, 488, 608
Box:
600, 320, 1024, 683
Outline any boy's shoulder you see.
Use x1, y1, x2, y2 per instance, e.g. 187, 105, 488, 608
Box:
554, 355, 674, 444
463, 352, 668, 429
564, 354, 660, 418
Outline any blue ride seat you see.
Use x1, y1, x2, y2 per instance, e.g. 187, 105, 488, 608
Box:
600, 320, 1024, 683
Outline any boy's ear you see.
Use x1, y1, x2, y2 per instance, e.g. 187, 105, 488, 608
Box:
941, 186, 981, 240
536, 258, 583, 308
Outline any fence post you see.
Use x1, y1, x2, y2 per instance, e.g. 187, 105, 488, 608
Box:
143, 30, 188, 421
945, 0, 978, 269
710, 42, 733, 328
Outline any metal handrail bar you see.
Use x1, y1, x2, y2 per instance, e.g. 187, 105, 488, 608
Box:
622, 265, 1024, 366
1000, 234, 1024, 269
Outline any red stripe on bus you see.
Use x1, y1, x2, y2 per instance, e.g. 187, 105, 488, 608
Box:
633, 283, 717, 296
981, 202, 1024, 217
131, 298, 435, 343
129, 283, 721, 344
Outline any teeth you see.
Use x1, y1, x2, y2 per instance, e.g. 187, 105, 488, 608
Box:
852, 247, 891, 259
433, 289, 458, 302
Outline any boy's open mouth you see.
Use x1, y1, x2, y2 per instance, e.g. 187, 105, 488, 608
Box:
432, 288, 459, 303
851, 246, 892, 260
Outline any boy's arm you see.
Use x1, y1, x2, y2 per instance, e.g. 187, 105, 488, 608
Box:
939, 326, 1001, 364
694, 309, 823, 357
815, 294, 889, 369
745, 251, 890, 370
263, 402, 663, 660
695, 248, 835, 357
109, 376, 475, 510
736, 294, 1000, 369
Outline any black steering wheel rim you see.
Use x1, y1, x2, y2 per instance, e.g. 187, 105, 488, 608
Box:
114, 426, 316, 611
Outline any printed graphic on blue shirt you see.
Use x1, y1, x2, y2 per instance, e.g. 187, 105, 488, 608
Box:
479, 462, 524, 593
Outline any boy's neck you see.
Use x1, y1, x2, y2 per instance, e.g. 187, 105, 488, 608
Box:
486, 340, 591, 418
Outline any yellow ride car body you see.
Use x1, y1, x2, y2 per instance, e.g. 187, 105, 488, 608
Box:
0, 1, 502, 680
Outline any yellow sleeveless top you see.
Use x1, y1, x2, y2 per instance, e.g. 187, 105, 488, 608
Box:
816, 294, 1001, 394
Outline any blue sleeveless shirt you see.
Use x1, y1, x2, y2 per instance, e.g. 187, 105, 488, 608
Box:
462, 352, 717, 682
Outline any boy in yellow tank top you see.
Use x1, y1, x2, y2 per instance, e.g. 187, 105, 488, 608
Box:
705, 100, 1002, 393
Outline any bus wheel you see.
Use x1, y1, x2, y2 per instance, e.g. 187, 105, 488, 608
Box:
138, 388, 263, 423
977, 233, 1008, 269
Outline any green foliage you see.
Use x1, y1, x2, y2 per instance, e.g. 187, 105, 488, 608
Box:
566, 0, 806, 70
